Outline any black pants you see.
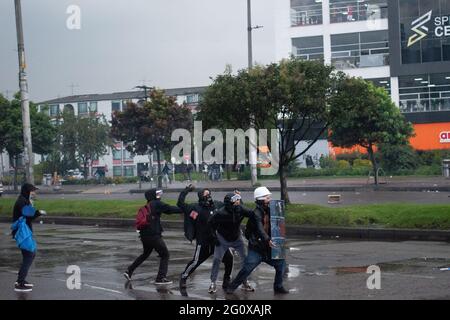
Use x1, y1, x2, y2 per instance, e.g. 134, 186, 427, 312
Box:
128, 236, 169, 280
180, 243, 233, 280
17, 250, 35, 284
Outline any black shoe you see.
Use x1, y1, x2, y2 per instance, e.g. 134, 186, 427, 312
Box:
179, 277, 187, 289
225, 287, 235, 294
14, 283, 32, 292
123, 271, 132, 281
15, 281, 33, 288
274, 287, 289, 294
222, 277, 231, 289
155, 278, 173, 285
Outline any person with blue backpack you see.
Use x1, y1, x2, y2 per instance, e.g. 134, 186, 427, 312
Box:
11, 183, 46, 292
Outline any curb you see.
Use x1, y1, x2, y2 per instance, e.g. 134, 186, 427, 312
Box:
130, 186, 450, 193
1, 216, 449, 242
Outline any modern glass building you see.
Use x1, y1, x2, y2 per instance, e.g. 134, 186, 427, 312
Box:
275, 0, 450, 152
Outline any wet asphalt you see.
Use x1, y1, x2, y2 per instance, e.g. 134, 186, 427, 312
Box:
0, 223, 449, 300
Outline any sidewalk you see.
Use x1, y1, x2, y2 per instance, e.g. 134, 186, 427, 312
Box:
3, 176, 450, 194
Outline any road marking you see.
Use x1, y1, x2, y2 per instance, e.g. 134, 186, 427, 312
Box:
83, 284, 123, 294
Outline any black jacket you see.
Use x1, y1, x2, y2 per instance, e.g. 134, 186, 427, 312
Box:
244, 203, 271, 257
177, 188, 219, 244
12, 185, 41, 237
139, 191, 182, 237
209, 205, 254, 242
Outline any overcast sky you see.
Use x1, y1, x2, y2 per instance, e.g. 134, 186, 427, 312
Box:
0, 0, 276, 102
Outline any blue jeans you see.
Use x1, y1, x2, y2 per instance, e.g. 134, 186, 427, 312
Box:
18, 249, 35, 284
229, 249, 286, 290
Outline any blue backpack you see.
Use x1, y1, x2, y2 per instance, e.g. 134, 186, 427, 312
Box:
11, 216, 37, 253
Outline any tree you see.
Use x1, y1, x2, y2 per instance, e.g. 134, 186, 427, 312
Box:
111, 89, 192, 188
0, 94, 56, 189
199, 58, 343, 203
75, 113, 112, 179
329, 78, 414, 184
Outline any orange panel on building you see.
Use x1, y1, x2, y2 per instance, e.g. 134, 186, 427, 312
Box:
410, 123, 450, 150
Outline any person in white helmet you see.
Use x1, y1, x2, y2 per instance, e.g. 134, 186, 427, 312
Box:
225, 186, 289, 295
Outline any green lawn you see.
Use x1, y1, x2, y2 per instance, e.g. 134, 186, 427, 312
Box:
1, 198, 449, 230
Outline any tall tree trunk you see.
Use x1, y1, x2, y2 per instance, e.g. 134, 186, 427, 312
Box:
13, 156, 18, 191
367, 144, 378, 185
156, 148, 162, 188
279, 161, 290, 204
84, 161, 88, 181
226, 164, 231, 180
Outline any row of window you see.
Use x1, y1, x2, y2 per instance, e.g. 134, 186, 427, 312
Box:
47, 102, 97, 117
292, 30, 389, 69
113, 166, 135, 177
399, 73, 450, 113
291, 0, 388, 27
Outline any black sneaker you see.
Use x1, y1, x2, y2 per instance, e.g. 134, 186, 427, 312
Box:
14, 283, 32, 292
179, 277, 187, 289
274, 286, 289, 294
123, 271, 132, 281
15, 281, 33, 288
154, 278, 173, 285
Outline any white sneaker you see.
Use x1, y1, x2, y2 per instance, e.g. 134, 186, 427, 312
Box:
208, 282, 217, 294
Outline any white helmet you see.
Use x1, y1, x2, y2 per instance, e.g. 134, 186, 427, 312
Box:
254, 186, 272, 200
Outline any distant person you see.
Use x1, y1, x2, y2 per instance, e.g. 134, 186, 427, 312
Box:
226, 187, 288, 295
162, 162, 172, 185
11, 183, 46, 292
186, 162, 193, 181
123, 189, 182, 285
202, 162, 209, 181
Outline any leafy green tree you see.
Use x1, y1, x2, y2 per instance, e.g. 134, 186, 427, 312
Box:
111, 89, 192, 188
329, 78, 414, 184
199, 58, 343, 203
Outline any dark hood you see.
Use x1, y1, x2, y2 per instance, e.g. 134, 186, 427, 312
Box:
198, 189, 213, 207
20, 183, 37, 199
145, 189, 157, 202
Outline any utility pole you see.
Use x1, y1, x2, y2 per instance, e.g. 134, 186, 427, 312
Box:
135, 85, 153, 101
14, 0, 34, 184
247, 0, 262, 186
69, 83, 79, 95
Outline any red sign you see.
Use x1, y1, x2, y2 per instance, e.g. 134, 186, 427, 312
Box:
440, 131, 450, 143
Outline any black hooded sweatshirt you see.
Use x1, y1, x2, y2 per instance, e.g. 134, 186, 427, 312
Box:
208, 194, 254, 242
12, 184, 41, 237
139, 189, 182, 237
177, 188, 225, 244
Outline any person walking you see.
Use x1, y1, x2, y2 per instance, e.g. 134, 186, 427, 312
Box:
207, 193, 255, 294
11, 183, 46, 292
123, 189, 182, 284
177, 184, 233, 290
225, 187, 289, 295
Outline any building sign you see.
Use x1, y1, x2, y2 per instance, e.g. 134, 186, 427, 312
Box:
408, 10, 450, 47
440, 131, 450, 143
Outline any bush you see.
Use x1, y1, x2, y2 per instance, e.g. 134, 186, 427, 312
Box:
336, 152, 367, 165
379, 144, 420, 173
414, 165, 441, 176
337, 160, 350, 169
319, 156, 337, 169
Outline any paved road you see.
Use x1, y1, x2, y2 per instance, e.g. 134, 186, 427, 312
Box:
1, 223, 449, 300
3, 189, 449, 206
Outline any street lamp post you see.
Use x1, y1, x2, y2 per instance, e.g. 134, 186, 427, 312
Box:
14, 0, 34, 184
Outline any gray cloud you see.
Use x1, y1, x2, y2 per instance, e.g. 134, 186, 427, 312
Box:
0, 0, 275, 102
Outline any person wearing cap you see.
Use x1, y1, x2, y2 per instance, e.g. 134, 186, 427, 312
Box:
123, 188, 182, 285
11, 183, 46, 292
226, 186, 289, 295
207, 192, 255, 294
176, 184, 233, 291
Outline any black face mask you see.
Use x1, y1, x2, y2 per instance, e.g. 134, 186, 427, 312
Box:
200, 195, 213, 207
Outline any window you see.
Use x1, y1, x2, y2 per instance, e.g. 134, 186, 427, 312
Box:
113, 166, 122, 177
123, 149, 133, 160
111, 101, 121, 112
78, 102, 88, 114
186, 94, 199, 104
367, 77, 391, 95
123, 166, 135, 177
329, 0, 388, 23
112, 148, 122, 160
400, 0, 450, 64
292, 36, 324, 61
49, 104, 59, 116
291, 0, 323, 26
89, 102, 98, 113
399, 73, 450, 113
331, 30, 389, 69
